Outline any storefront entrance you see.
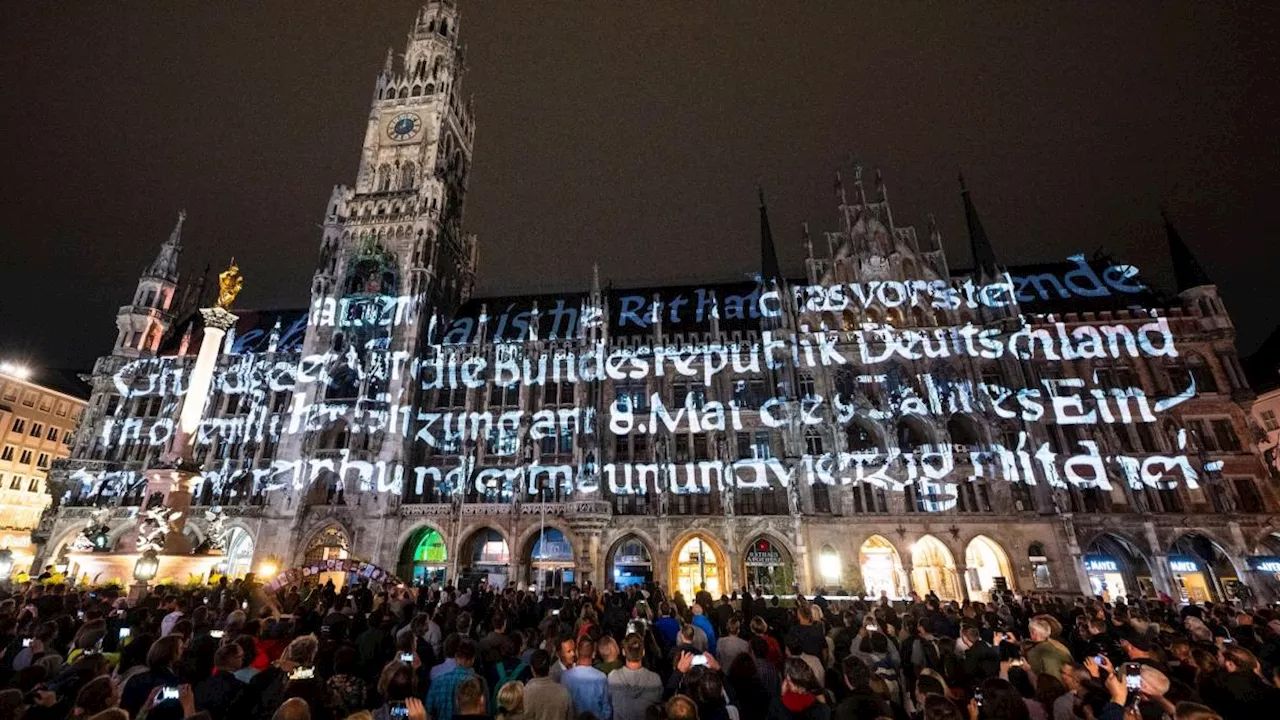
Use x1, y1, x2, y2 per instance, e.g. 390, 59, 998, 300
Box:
672, 535, 723, 600
743, 536, 793, 595
1084, 556, 1129, 600
1083, 533, 1153, 600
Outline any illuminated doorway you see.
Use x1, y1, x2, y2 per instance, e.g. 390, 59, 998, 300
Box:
608, 536, 653, 589
911, 535, 960, 601
399, 527, 449, 587
303, 526, 351, 589
527, 528, 575, 591
673, 536, 722, 600
462, 528, 510, 590
964, 535, 1014, 601
859, 535, 906, 599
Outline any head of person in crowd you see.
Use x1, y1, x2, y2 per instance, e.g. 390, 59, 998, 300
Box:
781, 657, 821, 696
456, 638, 479, 667
598, 635, 619, 665
148, 634, 185, 675
530, 648, 552, 678
1174, 702, 1223, 720
576, 637, 596, 667
1219, 645, 1259, 675
916, 674, 946, 708
0, 688, 25, 720
496, 681, 524, 719
378, 660, 416, 701
272, 697, 311, 720
623, 633, 645, 667
842, 655, 872, 693
235, 634, 258, 669
557, 636, 577, 668
456, 676, 487, 717
282, 633, 319, 668
73, 676, 118, 717
213, 643, 244, 675
924, 696, 964, 720
976, 678, 1030, 720
1028, 618, 1052, 643
666, 694, 699, 720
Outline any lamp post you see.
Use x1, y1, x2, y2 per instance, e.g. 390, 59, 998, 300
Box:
130, 549, 160, 603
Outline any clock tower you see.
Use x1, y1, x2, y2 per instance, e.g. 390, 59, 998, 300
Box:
283, 1, 477, 511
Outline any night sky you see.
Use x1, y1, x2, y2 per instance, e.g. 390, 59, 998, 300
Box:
3, 2, 1278, 372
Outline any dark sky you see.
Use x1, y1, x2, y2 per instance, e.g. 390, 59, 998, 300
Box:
3, 2, 1278, 371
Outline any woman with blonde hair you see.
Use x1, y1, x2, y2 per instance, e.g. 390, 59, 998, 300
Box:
495, 680, 525, 720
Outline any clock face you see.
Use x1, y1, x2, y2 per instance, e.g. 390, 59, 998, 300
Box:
387, 112, 422, 141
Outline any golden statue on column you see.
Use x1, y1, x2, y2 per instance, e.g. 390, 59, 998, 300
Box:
216, 259, 244, 310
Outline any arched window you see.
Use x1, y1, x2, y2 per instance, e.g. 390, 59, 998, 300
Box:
425, 82, 435, 94
846, 420, 882, 452
398, 87, 408, 99
1185, 353, 1219, 394
411, 85, 422, 97
439, 19, 449, 36
898, 418, 932, 452
402, 163, 417, 189
946, 415, 982, 447
377, 165, 392, 192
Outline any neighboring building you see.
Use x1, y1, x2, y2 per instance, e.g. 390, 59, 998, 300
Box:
0, 365, 88, 573
38, 2, 1280, 603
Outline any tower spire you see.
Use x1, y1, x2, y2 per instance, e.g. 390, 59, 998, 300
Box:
758, 186, 782, 284
145, 210, 185, 283
1164, 210, 1212, 292
959, 173, 998, 279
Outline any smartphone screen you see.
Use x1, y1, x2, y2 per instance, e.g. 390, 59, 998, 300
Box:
21, 638, 31, 648
160, 687, 181, 702
1125, 664, 1142, 691
400, 652, 414, 662
391, 703, 409, 719
210, 630, 224, 639
119, 628, 131, 639
691, 654, 708, 666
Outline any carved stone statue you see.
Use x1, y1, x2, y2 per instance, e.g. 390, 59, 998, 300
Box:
216, 260, 244, 310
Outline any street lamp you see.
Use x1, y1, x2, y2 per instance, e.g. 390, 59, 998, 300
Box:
133, 550, 160, 583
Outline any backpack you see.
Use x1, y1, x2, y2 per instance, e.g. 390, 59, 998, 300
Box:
492, 660, 528, 709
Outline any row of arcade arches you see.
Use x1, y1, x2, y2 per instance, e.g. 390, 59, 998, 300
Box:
390, 525, 1019, 601
1081, 530, 1249, 603
396, 525, 577, 591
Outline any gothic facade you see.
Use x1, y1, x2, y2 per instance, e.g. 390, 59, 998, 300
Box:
38, 2, 1280, 604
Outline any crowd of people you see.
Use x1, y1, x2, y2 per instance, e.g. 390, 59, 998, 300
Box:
1, 575, 1278, 720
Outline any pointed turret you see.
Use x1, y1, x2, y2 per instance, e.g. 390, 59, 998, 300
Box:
758, 187, 782, 284
1164, 211, 1212, 292
144, 210, 185, 283
960, 173, 998, 279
